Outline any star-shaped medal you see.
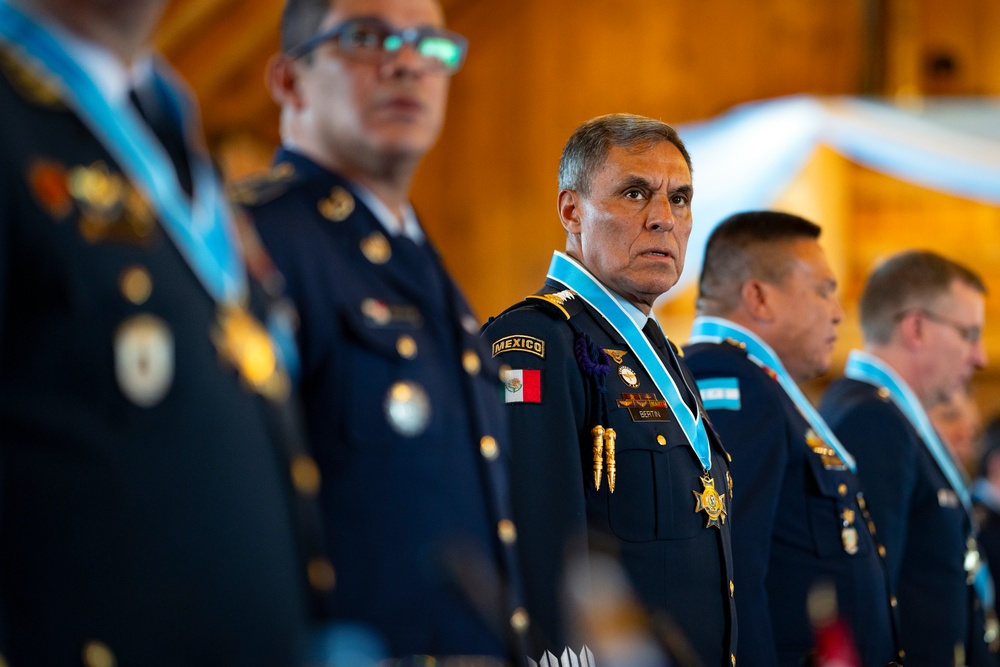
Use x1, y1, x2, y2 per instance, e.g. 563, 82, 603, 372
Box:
693, 473, 727, 529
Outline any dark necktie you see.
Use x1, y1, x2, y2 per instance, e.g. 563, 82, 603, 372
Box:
128, 86, 193, 197
643, 318, 698, 412
392, 235, 447, 313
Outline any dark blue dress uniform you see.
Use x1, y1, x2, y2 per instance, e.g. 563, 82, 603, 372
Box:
821, 378, 996, 666
482, 283, 737, 667
684, 339, 899, 666
239, 149, 526, 661
0, 42, 321, 667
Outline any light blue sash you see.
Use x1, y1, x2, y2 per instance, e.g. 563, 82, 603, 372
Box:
845, 349, 993, 607
689, 316, 856, 472
547, 252, 712, 471
0, 0, 246, 305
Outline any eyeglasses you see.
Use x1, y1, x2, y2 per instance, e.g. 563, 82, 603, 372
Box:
287, 16, 468, 75
901, 308, 983, 344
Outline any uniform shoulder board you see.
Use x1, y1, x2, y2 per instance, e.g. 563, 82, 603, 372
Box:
524, 289, 584, 320
0, 43, 65, 109
229, 162, 299, 206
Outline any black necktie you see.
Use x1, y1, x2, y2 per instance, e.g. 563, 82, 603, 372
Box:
128, 86, 193, 197
392, 235, 446, 312
643, 318, 698, 412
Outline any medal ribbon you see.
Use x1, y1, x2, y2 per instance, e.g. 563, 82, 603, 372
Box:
689, 316, 856, 472
845, 349, 994, 607
0, 1, 246, 305
547, 252, 712, 471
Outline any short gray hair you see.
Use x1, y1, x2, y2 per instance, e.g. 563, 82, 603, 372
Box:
558, 114, 691, 195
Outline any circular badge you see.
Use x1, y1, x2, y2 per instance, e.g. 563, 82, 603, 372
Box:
618, 365, 640, 388
384, 381, 431, 437
114, 314, 174, 407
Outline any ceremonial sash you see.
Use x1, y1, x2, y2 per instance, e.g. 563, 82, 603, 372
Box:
0, 1, 246, 305
689, 316, 856, 472
547, 252, 712, 470
845, 349, 993, 606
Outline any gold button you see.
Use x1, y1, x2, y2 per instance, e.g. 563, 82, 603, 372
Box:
890, 595, 898, 607
396, 335, 418, 359
838, 483, 848, 496
119, 266, 152, 305
511, 607, 530, 632
290, 455, 321, 496
82, 641, 116, 667
656, 435, 667, 446
360, 232, 391, 264
899, 650, 906, 659
729, 580, 735, 597
878, 387, 891, 400
498, 519, 517, 544
308, 557, 336, 591
731, 654, 736, 667
857, 496, 867, 510
727, 452, 733, 463
462, 351, 481, 375
878, 545, 887, 557
480, 436, 499, 461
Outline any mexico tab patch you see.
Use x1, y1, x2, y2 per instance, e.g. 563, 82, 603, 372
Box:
697, 377, 741, 410
502, 368, 541, 404
492, 335, 545, 359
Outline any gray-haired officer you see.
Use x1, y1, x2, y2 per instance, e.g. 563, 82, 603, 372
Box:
237, 0, 527, 662
483, 113, 736, 667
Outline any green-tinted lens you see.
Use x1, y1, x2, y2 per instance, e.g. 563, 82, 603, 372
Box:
419, 36, 461, 69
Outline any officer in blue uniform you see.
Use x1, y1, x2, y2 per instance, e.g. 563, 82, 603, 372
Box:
237, 0, 526, 661
483, 114, 737, 667
683, 212, 900, 666
0, 0, 325, 664
819, 250, 998, 666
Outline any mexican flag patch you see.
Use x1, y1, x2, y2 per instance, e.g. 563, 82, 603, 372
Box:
502, 368, 541, 404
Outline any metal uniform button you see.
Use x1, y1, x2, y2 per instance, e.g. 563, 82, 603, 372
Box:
308, 557, 336, 592
360, 232, 391, 264
82, 641, 116, 667
290, 455, 321, 496
730, 580, 735, 597
462, 350, 481, 375
878, 386, 891, 400
838, 483, 848, 497
498, 519, 517, 545
511, 607, 530, 632
656, 435, 667, 446
879, 545, 887, 557
480, 436, 499, 461
890, 595, 898, 607
396, 335, 418, 359
119, 265, 152, 305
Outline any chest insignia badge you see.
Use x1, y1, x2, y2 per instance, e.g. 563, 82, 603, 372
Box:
618, 365, 639, 388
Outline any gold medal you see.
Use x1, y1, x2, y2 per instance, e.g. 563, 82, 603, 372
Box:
211, 304, 289, 401
841, 507, 859, 554
693, 473, 727, 529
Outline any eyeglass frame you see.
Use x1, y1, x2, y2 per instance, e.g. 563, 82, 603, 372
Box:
896, 307, 983, 344
286, 16, 468, 75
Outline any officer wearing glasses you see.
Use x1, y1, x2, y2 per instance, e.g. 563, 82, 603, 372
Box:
235, 0, 527, 662
820, 250, 998, 665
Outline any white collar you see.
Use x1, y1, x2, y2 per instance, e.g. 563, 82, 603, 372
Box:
352, 186, 425, 243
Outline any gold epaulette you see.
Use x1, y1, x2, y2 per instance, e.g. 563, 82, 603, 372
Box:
228, 162, 298, 206
525, 289, 579, 320
0, 43, 65, 109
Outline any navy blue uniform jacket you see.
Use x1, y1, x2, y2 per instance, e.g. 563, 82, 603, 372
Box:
821, 377, 996, 666
243, 150, 525, 660
684, 340, 899, 666
483, 283, 737, 667
0, 44, 318, 666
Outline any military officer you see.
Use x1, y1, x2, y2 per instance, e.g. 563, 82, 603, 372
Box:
482, 114, 736, 667
238, 0, 526, 661
683, 211, 900, 666
820, 250, 998, 666
0, 0, 325, 664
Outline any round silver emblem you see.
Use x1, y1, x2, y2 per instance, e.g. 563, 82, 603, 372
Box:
384, 381, 431, 437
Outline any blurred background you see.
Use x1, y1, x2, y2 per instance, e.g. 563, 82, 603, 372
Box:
153, 0, 1000, 419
